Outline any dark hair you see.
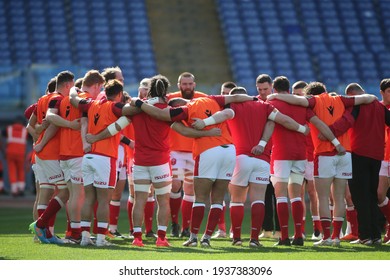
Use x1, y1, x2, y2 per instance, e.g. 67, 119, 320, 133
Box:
292, 80, 308, 91
46, 77, 57, 93
345, 83, 364, 95
229, 86, 247, 95
101, 66, 122, 83
222, 81, 237, 89
256, 74, 272, 84
273, 76, 290, 93
104, 79, 123, 99
56, 70, 74, 87
149, 74, 170, 98
74, 78, 83, 89
380, 79, 390, 92
304, 82, 327, 96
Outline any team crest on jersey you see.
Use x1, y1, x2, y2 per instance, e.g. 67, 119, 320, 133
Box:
65, 106, 70, 118
205, 109, 212, 117
94, 113, 100, 125
171, 158, 177, 165
327, 105, 334, 116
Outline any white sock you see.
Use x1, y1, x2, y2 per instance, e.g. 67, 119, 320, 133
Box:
97, 233, 105, 242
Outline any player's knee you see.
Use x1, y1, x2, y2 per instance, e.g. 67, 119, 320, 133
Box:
270, 176, 288, 185
154, 185, 171, 195
134, 184, 150, 193
289, 173, 304, 185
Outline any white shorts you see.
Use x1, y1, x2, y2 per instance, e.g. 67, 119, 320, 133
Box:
171, 151, 194, 181
379, 160, 390, 177
133, 162, 172, 183
304, 161, 314, 181
31, 163, 42, 183
314, 152, 352, 179
116, 145, 127, 180
60, 157, 83, 184
35, 155, 64, 184
195, 144, 236, 180
230, 154, 270, 186
82, 154, 117, 188
272, 160, 306, 180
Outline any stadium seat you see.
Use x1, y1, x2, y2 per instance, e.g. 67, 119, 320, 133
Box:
254, 61, 273, 76
1, 0, 390, 114
296, 68, 315, 83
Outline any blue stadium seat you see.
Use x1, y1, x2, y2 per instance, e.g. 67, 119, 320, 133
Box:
328, 34, 347, 52
248, 42, 267, 53
0, 34, 9, 48
296, 68, 315, 83
242, 17, 260, 29
274, 60, 293, 73
30, 27, 48, 40
15, 51, 31, 66
274, 69, 295, 82
320, 72, 340, 91
269, 43, 287, 53
252, 51, 270, 62
0, 66, 14, 74
290, 42, 307, 53
55, 50, 73, 65
0, 50, 12, 65
347, 33, 365, 52
367, 36, 386, 53
317, 52, 340, 87
78, 57, 94, 69
296, 59, 313, 71
231, 51, 250, 62
229, 42, 248, 54
108, 0, 126, 9
0, 0, 157, 112
377, 52, 390, 70
265, 24, 282, 36
254, 60, 273, 75
34, 51, 52, 64
1, 0, 389, 114
219, 8, 237, 21
233, 59, 251, 72
224, 25, 243, 37
112, 16, 128, 26
119, 53, 135, 66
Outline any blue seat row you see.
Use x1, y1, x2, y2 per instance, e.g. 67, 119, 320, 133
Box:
0, 0, 156, 96
216, 0, 389, 92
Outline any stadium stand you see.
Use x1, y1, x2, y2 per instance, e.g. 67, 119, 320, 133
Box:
0, 0, 156, 120
0, 0, 389, 120
216, 0, 390, 94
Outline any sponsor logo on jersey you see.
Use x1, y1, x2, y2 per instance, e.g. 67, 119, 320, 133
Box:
49, 174, 62, 180
94, 180, 107, 186
154, 173, 170, 180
